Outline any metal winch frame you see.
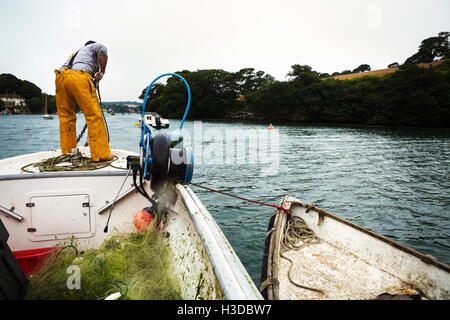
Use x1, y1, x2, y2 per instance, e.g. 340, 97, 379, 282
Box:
127, 73, 194, 196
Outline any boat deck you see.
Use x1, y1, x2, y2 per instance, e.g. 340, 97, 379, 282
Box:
0, 148, 130, 176
279, 234, 418, 300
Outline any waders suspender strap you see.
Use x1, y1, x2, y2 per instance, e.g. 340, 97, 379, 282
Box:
67, 50, 80, 70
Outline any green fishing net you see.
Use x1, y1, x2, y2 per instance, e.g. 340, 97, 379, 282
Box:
25, 230, 182, 300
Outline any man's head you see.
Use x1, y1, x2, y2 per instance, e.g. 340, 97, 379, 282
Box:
85, 40, 96, 46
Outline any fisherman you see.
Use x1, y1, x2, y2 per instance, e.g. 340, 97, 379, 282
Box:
54, 40, 113, 162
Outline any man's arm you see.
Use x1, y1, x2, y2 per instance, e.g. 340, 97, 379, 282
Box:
95, 54, 108, 83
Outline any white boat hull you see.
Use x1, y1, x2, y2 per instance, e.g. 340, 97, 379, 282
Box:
143, 113, 170, 129
0, 148, 262, 300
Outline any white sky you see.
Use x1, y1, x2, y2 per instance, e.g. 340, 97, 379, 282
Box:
1, 0, 449, 101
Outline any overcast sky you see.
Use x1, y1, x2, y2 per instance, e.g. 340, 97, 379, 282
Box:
1, 0, 449, 101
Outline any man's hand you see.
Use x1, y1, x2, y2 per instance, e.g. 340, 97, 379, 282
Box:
95, 71, 104, 83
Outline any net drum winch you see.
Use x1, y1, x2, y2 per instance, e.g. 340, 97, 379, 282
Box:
126, 73, 194, 197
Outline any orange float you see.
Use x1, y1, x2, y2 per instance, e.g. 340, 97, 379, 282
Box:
133, 207, 153, 231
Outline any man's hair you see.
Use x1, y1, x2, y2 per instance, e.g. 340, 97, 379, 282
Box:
85, 40, 96, 46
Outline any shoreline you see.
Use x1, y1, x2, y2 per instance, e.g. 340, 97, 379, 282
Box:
2, 113, 449, 131
188, 117, 450, 131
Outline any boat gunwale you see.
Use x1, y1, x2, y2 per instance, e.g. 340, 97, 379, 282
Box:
0, 170, 130, 181
261, 200, 287, 300
183, 185, 263, 299
176, 184, 263, 300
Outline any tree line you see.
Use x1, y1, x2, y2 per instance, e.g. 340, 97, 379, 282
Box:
0, 73, 56, 114
140, 32, 450, 128
321, 32, 449, 77
1, 32, 448, 128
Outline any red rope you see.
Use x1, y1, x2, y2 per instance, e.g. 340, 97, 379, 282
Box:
190, 182, 291, 214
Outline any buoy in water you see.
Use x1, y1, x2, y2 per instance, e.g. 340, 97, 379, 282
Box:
134, 207, 153, 231
134, 122, 140, 126
268, 123, 274, 130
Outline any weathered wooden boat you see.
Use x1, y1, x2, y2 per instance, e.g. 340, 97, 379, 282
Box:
261, 196, 450, 300
0, 148, 262, 300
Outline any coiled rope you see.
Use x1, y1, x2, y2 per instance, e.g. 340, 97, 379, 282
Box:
21, 151, 117, 173
280, 215, 324, 295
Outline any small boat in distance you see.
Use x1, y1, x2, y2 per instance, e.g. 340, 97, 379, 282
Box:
143, 112, 170, 129
261, 196, 450, 300
42, 95, 53, 120
268, 123, 274, 130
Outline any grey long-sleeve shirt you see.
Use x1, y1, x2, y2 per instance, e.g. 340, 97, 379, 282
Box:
60, 43, 108, 75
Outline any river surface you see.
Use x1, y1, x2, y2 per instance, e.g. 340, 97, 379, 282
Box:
1, 114, 449, 285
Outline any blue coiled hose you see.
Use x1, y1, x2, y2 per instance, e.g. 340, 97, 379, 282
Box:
141, 73, 191, 130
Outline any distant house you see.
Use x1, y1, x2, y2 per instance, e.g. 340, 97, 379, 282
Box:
0, 93, 26, 107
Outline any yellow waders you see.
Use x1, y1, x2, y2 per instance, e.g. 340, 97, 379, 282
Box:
54, 68, 111, 162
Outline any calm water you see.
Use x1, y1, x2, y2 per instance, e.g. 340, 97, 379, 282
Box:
1, 114, 449, 285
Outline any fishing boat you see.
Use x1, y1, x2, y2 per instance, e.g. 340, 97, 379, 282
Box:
0, 148, 261, 300
261, 196, 450, 300
0, 73, 262, 300
144, 112, 170, 129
